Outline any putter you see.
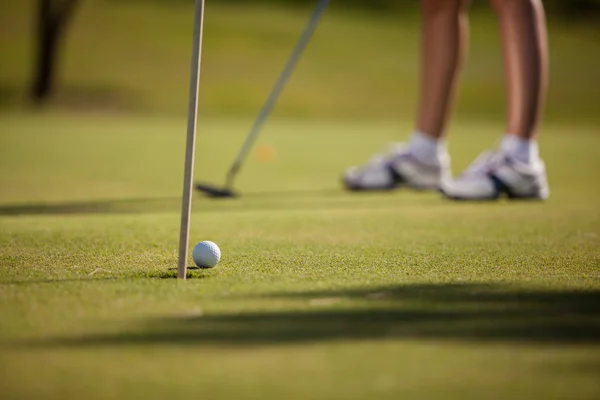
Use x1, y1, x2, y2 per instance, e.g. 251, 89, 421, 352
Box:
177, 0, 206, 279
195, 0, 331, 199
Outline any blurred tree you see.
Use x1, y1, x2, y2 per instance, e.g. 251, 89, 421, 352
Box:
31, 0, 80, 104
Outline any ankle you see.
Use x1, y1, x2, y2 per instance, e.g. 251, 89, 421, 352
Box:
408, 130, 448, 166
500, 134, 539, 164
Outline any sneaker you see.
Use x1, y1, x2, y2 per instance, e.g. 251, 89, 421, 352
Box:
342, 144, 449, 191
441, 150, 550, 200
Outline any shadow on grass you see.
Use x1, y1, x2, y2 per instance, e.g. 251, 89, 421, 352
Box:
0, 197, 183, 216
0, 277, 121, 286
0, 189, 346, 216
0, 269, 211, 285
27, 283, 600, 347
152, 268, 212, 279
196, 187, 344, 200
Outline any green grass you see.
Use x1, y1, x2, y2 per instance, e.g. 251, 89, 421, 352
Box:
0, 112, 599, 399
0, 2, 599, 398
1, 1, 600, 121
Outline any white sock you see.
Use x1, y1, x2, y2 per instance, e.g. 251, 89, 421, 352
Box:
407, 130, 448, 166
500, 134, 539, 164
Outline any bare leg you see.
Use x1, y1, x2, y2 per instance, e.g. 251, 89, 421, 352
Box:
491, 0, 549, 140
417, 0, 470, 139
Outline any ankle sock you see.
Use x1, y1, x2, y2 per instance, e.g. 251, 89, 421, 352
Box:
407, 130, 448, 166
500, 134, 539, 164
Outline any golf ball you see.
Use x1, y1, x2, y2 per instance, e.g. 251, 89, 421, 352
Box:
192, 241, 221, 268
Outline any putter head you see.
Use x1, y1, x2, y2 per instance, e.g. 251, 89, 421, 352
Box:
195, 183, 237, 198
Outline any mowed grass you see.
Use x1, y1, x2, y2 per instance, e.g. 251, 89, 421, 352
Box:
1, 2, 600, 398
0, 113, 599, 399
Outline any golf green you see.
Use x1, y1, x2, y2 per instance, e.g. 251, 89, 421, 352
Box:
0, 114, 598, 399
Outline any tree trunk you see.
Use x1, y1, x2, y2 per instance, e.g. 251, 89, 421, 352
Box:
30, 0, 79, 105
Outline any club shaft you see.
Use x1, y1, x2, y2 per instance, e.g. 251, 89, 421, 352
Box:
225, 0, 331, 189
178, 0, 206, 279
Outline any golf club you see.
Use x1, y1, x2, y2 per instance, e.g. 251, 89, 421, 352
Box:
195, 0, 331, 198
177, 0, 206, 279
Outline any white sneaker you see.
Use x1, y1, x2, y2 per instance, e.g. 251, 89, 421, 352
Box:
342, 144, 449, 191
441, 150, 550, 200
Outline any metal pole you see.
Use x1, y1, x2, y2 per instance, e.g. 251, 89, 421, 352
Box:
224, 0, 331, 190
178, 0, 206, 279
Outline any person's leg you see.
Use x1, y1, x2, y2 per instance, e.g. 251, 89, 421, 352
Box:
441, 0, 550, 200
416, 0, 470, 140
491, 0, 549, 164
343, 0, 469, 192
407, 0, 471, 167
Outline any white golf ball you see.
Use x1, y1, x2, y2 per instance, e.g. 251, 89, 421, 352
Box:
192, 240, 221, 268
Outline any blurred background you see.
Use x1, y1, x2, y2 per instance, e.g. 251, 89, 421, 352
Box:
0, 0, 599, 122
0, 0, 599, 205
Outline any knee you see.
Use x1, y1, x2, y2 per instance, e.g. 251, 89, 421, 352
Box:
421, 0, 468, 17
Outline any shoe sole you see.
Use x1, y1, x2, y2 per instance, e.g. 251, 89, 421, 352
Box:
440, 174, 549, 201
